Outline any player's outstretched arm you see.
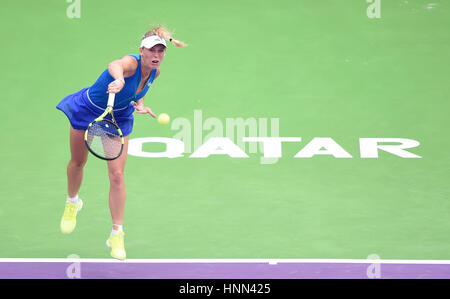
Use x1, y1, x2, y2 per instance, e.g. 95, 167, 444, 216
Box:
107, 56, 139, 94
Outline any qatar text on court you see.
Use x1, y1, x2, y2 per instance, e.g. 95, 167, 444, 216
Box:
128, 137, 421, 159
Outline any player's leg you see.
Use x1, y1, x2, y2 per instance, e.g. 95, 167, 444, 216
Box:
105, 136, 129, 260
61, 126, 88, 234
107, 136, 129, 228
67, 126, 89, 197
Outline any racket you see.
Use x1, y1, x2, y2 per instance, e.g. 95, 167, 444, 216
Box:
84, 93, 124, 160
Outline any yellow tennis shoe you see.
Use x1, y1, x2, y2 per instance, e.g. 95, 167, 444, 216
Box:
106, 231, 126, 260
60, 199, 83, 234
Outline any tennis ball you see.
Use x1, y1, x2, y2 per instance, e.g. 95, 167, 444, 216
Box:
158, 113, 170, 125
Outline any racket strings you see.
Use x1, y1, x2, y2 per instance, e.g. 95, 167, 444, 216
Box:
86, 120, 122, 159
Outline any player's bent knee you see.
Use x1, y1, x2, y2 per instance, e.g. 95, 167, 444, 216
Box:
69, 158, 87, 169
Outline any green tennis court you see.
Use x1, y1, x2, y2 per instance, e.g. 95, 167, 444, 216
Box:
0, 0, 449, 268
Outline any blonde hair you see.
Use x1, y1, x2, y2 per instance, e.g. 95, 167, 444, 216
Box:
142, 26, 187, 48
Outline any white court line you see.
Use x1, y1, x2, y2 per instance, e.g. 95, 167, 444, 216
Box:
1, 258, 450, 265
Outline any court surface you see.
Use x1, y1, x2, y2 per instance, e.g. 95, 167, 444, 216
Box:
0, 0, 449, 279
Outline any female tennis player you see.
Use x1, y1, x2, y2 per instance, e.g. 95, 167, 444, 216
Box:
56, 26, 186, 260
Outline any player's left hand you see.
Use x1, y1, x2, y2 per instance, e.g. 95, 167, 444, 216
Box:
133, 102, 156, 118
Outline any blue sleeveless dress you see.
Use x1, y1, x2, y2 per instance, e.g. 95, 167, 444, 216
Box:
56, 54, 157, 136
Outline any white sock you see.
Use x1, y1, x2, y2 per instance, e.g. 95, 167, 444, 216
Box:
67, 194, 79, 205
111, 225, 123, 236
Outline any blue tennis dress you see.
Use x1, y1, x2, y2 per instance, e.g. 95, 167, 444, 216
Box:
56, 54, 157, 136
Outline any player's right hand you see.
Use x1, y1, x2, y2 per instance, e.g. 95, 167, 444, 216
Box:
107, 79, 125, 94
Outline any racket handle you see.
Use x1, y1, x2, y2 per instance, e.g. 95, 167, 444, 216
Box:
107, 93, 116, 107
